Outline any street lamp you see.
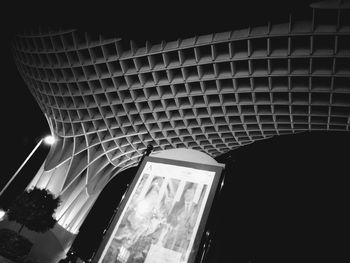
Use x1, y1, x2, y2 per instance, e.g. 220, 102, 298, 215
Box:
0, 209, 5, 221
43, 135, 56, 145
0, 135, 56, 197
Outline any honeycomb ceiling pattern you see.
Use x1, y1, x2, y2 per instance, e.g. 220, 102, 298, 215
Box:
10, 3, 350, 235
13, 10, 350, 169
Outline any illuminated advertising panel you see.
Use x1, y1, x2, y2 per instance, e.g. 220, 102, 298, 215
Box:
93, 156, 224, 263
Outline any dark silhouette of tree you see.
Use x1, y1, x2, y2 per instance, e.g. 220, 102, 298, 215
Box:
6, 187, 60, 234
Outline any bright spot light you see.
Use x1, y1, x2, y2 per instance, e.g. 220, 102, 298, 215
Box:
137, 200, 151, 215
43, 135, 56, 145
0, 209, 6, 220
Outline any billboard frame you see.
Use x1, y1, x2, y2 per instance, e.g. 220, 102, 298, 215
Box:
92, 155, 224, 263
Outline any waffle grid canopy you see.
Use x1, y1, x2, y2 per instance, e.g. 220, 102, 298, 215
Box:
11, 2, 350, 233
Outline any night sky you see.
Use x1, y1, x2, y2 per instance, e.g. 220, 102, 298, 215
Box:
1, 1, 350, 262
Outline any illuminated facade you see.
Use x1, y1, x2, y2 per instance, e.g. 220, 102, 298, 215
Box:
11, 1, 350, 248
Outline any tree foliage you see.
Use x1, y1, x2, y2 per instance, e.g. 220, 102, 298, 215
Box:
7, 187, 60, 233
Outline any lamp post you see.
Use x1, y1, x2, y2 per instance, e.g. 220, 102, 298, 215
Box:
0, 135, 56, 197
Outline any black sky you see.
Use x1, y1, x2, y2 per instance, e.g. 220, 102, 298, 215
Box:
1, 0, 349, 262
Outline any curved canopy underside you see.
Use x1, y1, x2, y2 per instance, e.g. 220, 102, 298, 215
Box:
12, 3, 350, 233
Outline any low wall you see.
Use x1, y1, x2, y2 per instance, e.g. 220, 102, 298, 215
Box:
0, 220, 76, 263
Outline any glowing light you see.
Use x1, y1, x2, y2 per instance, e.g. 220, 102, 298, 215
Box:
43, 135, 56, 145
0, 209, 6, 220
136, 200, 151, 215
